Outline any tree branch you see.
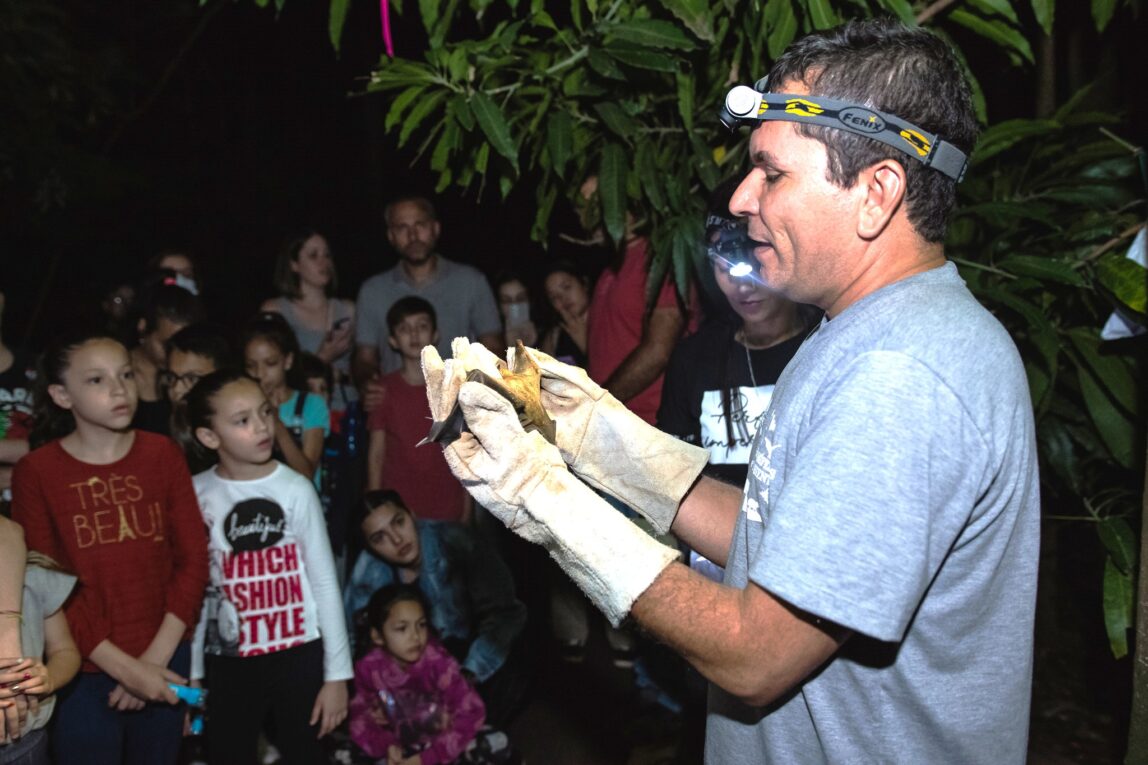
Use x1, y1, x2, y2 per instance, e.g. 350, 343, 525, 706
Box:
103, 0, 229, 155
916, 0, 959, 25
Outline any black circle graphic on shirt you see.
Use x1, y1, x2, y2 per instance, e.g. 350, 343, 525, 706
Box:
223, 498, 287, 552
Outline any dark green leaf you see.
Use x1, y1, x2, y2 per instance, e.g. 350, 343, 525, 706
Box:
1102, 558, 1132, 659
1075, 361, 1137, 469
399, 90, 446, 147
385, 86, 427, 131
419, 0, 441, 39
431, 120, 460, 172
764, 0, 798, 59
547, 110, 573, 178
1037, 418, 1081, 493
969, 0, 1019, 23
329, 0, 351, 52
599, 143, 628, 243
997, 255, 1086, 286
589, 49, 626, 79
802, 0, 837, 29
972, 119, 1060, 164
1030, 0, 1055, 35
593, 102, 638, 141
449, 97, 475, 131
605, 47, 679, 72
447, 47, 469, 81
1025, 360, 1051, 411
1092, 0, 1118, 31
874, 0, 916, 24
948, 9, 1034, 64
606, 19, 696, 50
1098, 517, 1137, 575
470, 91, 519, 171
1097, 251, 1148, 314
532, 185, 558, 241
474, 141, 490, 173
1068, 327, 1139, 414
656, 0, 715, 41
637, 142, 667, 213
676, 70, 694, 132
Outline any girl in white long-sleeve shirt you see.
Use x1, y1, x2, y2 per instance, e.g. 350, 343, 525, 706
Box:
184, 370, 351, 765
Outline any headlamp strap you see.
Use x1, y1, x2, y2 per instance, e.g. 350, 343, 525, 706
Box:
722, 85, 968, 182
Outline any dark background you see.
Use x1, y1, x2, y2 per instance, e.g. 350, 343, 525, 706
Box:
1, 0, 1144, 350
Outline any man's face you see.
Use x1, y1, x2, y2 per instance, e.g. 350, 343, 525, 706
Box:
362, 502, 421, 568
386, 201, 440, 266
729, 89, 861, 310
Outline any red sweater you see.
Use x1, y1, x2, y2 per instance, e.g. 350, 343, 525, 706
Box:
368, 371, 468, 522
12, 431, 208, 672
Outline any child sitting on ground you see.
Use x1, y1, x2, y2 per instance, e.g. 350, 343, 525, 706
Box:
350, 584, 515, 765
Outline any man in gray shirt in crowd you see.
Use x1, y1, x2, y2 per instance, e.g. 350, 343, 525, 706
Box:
426, 18, 1040, 764
354, 195, 501, 407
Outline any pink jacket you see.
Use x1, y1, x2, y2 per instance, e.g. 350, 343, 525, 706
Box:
350, 639, 485, 763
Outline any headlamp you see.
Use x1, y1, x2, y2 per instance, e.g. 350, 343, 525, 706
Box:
719, 78, 968, 182
706, 215, 758, 280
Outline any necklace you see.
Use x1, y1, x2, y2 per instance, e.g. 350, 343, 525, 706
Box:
736, 329, 759, 389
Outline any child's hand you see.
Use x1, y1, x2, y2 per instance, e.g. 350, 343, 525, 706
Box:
116, 656, 183, 705
387, 745, 404, 765
310, 680, 348, 738
108, 683, 146, 711
0, 657, 52, 697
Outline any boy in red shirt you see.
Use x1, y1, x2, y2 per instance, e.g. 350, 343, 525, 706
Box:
366, 297, 470, 523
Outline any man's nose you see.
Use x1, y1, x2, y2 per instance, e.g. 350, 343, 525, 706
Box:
729, 169, 762, 217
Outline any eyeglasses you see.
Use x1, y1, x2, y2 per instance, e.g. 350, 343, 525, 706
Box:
162, 371, 205, 389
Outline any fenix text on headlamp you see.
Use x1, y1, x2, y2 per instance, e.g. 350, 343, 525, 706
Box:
719, 80, 969, 183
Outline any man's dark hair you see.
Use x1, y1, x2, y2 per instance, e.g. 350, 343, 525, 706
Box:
384, 195, 437, 226
767, 18, 979, 242
165, 323, 233, 368
361, 489, 410, 524
386, 295, 437, 335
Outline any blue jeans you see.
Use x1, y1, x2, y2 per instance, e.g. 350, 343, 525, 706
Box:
0, 728, 48, 765
52, 642, 190, 765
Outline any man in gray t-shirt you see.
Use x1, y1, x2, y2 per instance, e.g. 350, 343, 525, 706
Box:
353, 196, 502, 404
429, 19, 1039, 765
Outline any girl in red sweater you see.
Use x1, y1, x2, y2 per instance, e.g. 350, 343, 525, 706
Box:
11, 329, 208, 765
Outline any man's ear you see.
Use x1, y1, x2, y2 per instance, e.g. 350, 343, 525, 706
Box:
195, 426, 221, 450
432, 330, 440, 346
47, 384, 72, 411
857, 159, 907, 240
388, 334, 400, 351
136, 317, 148, 338
431, 220, 442, 242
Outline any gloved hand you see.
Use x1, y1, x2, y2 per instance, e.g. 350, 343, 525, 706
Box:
422, 338, 504, 422
509, 346, 709, 534
447, 381, 680, 626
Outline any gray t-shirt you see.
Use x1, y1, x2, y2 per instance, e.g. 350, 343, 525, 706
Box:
12, 565, 76, 737
707, 262, 1040, 764
355, 256, 502, 374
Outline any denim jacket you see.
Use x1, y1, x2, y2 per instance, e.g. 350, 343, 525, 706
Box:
344, 520, 526, 682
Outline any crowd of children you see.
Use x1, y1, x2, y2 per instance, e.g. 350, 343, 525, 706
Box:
0, 237, 535, 765
0, 183, 800, 763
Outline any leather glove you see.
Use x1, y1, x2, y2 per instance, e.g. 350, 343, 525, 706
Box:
510, 346, 709, 534
447, 381, 679, 626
